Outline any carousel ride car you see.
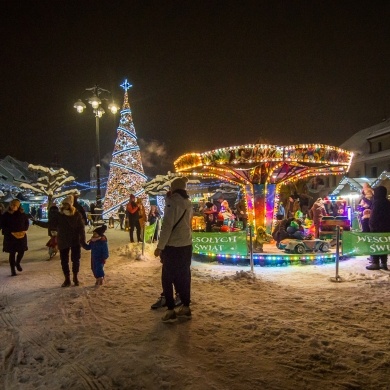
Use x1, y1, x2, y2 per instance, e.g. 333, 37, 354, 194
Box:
281, 238, 331, 254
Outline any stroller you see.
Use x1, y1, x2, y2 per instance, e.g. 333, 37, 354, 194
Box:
46, 230, 58, 259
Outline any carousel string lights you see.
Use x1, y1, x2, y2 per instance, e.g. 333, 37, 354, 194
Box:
174, 143, 353, 233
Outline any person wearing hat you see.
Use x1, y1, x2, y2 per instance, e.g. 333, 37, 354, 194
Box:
126, 194, 141, 243
154, 177, 193, 323
309, 197, 327, 239
51, 195, 86, 287
83, 224, 109, 285
203, 201, 218, 232
0, 199, 30, 276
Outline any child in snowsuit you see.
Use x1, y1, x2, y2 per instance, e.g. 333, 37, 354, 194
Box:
83, 225, 109, 285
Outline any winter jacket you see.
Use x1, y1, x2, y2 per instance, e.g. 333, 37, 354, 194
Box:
1, 209, 30, 253
51, 205, 86, 250
74, 200, 87, 225
84, 235, 109, 263
310, 200, 327, 224
137, 202, 147, 227
369, 186, 390, 233
118, 205, 125, 219
148, 210, 160, 225
236, 199, 248, 219
157, 190, 193, 250
126, 201, 140, 222
34, 205, 59, 236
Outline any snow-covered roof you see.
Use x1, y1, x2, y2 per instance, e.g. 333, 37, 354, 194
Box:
340, 119, 390, 156
331, 176, 376, 196
0, 155, 37, 188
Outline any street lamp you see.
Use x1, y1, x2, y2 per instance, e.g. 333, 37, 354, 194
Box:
74, 85, 118, 209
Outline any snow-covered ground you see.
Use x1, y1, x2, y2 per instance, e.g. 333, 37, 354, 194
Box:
1, 225, 389, 390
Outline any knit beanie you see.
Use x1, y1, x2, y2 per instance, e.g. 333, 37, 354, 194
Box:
171, 177, 188, 192
62, 195, 74, 206
93, 224, 107, 236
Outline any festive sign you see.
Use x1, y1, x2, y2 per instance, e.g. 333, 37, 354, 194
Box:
342, 231, 390, 256
192, 231, 248, 256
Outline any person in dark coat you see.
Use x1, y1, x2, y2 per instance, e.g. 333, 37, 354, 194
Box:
51, 195, 86, 287
126, 194, 141, 242
73, 194, 87, 225
118, 204, 125, 230
203, 202, 218, 232
272, 216, 294, 248
37, 205, 43, 220
30, 206, 37, 219
83, 224, 109, 286
89, 202, 96, 224
148, 205, 161, 242
34, 204, 59, 236
367, 186, 390, 270
1, 199, 30, 276
235, 198, 248, 230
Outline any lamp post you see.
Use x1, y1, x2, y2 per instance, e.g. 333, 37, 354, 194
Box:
74, 85, 118, 209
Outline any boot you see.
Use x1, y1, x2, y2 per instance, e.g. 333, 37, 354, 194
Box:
61, 275, 71, 287
73, 273, 79, 286
366, 263, 380, 270
9, 258, 17, 276
16, 254, 23, 271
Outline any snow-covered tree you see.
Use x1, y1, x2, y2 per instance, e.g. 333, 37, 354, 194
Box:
143, 172, 200, 195
20, 164, 77, 207
143, 172, 199, 216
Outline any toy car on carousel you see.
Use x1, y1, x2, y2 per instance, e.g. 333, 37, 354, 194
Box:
281, 238, 331, 254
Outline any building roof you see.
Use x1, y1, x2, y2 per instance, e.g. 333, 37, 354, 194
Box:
340, 119, 390, 157
0, 155, 37, 191
330, 176, 375, 196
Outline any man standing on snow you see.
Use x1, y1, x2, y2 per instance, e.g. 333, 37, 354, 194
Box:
367, 186, 390, 271
154, 177, 193, 323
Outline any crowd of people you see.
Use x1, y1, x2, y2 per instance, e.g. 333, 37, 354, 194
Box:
197, 195, 248, 232
273, 191, 348, 247
2, 179, 390, 325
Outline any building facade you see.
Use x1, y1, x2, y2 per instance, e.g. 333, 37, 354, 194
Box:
340, 119, 390, 178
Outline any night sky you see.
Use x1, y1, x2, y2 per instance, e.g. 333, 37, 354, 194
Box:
1, 1, 390, 181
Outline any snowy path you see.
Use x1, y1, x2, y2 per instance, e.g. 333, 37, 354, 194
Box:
0, 225, 389, 389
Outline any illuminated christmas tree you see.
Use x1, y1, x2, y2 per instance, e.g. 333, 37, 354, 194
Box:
103, 80, 150, 218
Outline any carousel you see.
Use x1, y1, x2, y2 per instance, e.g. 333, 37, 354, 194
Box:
174, 143, 353, 266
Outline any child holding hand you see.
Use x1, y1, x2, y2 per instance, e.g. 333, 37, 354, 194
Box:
83, 225, 109, 285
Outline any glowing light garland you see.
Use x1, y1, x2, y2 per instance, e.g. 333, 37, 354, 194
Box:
174, 143, 353, 233
192, 252, 336, 266
103, 80, 150, 218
